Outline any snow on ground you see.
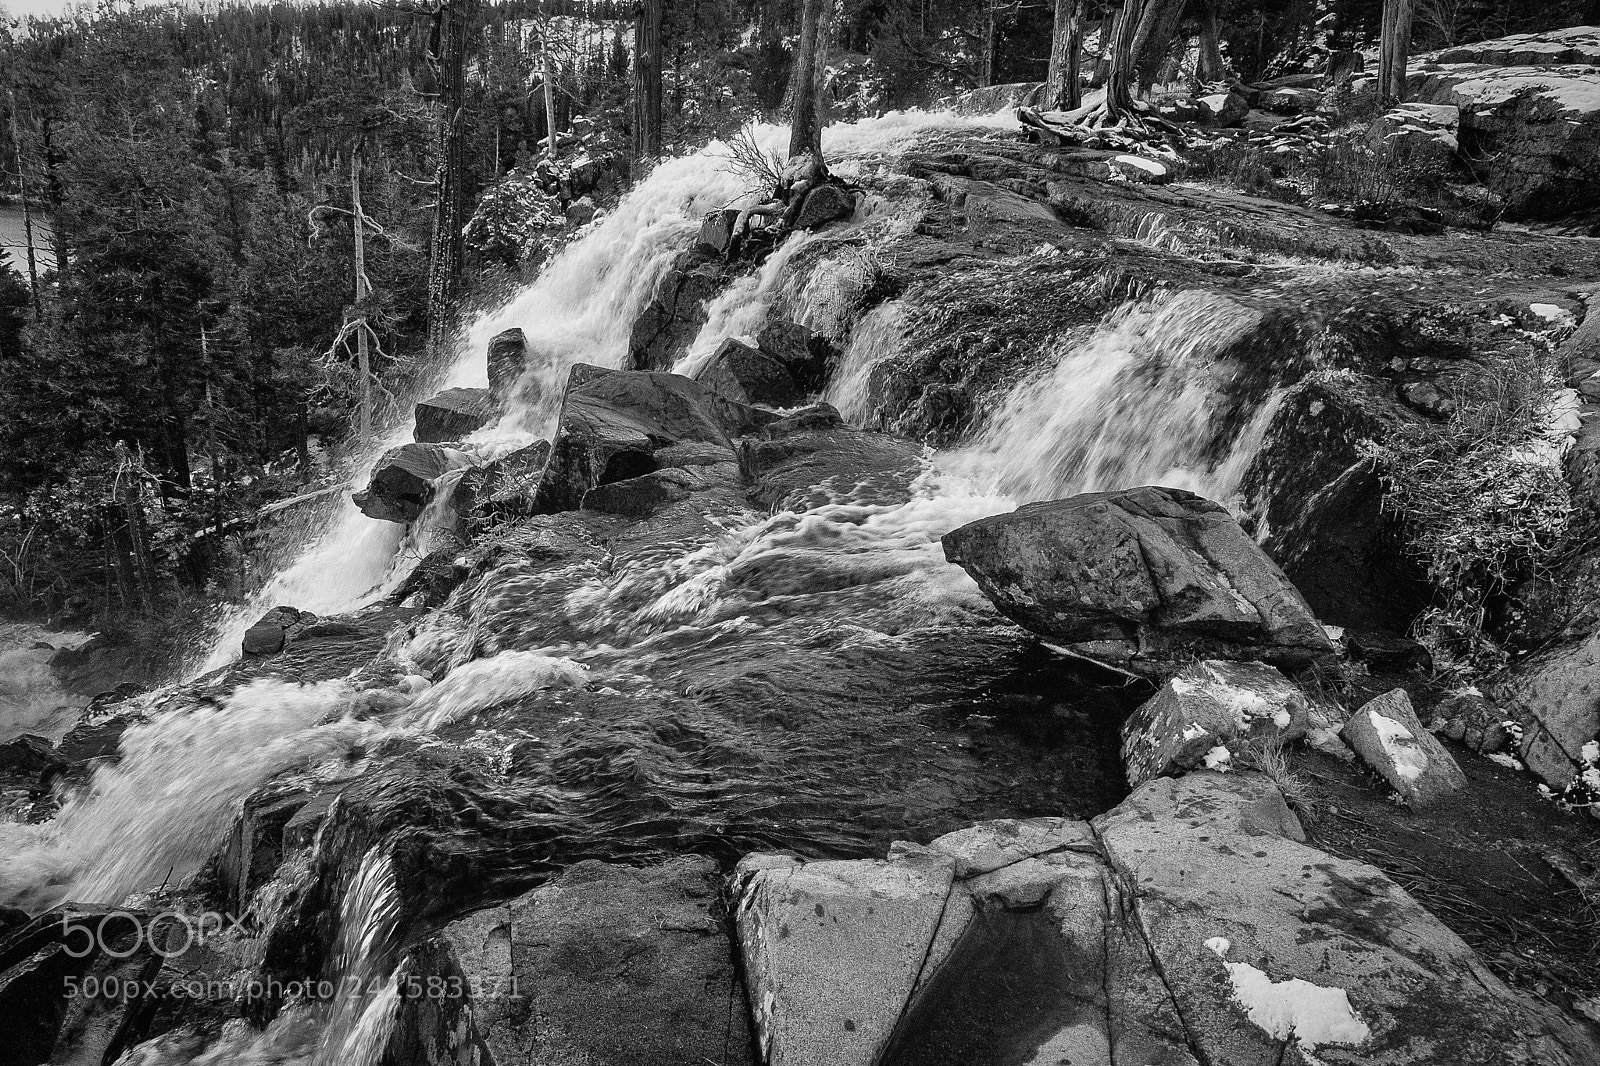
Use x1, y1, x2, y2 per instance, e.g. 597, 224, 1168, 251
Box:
1205, 938, 1371, 1051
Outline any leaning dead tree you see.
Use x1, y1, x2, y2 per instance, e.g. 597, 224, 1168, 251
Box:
1379, 0, 1417, 104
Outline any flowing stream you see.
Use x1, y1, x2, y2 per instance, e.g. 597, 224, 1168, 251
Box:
3, 107, 1304, 1066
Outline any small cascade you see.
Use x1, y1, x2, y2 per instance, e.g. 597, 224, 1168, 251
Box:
823, 300, 908, 427
313, 846, 405, 1066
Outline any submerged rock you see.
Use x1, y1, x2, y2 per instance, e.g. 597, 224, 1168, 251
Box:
735, 403, 922, 511
942, 486, 1338, 672
1121, 660, 1308, 787
352, 443, 473, 524
414, 386, 495, 444
1341, 688, 1468, 807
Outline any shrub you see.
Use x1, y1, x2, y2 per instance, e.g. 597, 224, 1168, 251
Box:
1361, 356, 1573, 674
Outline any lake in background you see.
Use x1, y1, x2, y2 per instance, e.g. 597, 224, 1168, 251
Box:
0, 204, 54, 273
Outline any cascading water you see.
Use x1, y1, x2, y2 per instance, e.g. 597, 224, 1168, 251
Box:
0, 623, 92, 743
9, 105, 1309, 1066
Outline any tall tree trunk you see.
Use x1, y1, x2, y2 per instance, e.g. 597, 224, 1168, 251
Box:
425, 0, 479, 357
632, 0, 663, 158
788, 0, 835, 159
1197, 0, 1225, 83
1379, 0, 1416, 104
1104, 0, 1144, 120
541, 19, 559, 158
351, 149, 373, 443
1046, 0, 1082, 110
1130, 0, 1184, 92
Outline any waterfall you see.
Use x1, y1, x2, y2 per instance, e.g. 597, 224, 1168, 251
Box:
947, 290, 1287, 504
189, 107, 1013, 678
313, 846, 405, 1066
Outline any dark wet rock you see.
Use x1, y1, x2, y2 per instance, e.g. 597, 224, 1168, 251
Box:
240, 605, 313, 657
695, 208, 742, 257
1247, 387, 1431, 635
1341, 689, 1468, 807
0, 907, 163, 1066
1353, 200, 1447, 235
793, 184, 856, 230
942, 486, 1338, 672
629, 252, 729, 370
0, 733, 65, 777
413, 387, 495, 444
353, 443, 473, 524
429, 857, 753, 1066
453, 440, 551, 526
487, 327, 528, 405
734, 403, 923, 511
696, 337, 802, 407
217, 782, 318, 915
389, 547, 471, 608
530, 366, 742, 513
1121, 660, 1308, 787
735, 772, 1598, 1066
757, 319, 833, 393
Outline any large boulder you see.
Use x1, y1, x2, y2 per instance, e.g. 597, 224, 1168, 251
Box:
451, 439, 552, 525
352, 443, 472, 524
530, 364, 764, 513
486, 327, 528, 406
433, 857, 753, 1066
732, 774, 1600, 1066
1341, 688, 1468, 807
696, 337, 802, 407
941, 486, 1338, 672
1408, 28, 1600, 219
239, 605, 314, 657
1121, 660, 1308, 787
414, 387, 495, 444
628, 253, 729, 371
